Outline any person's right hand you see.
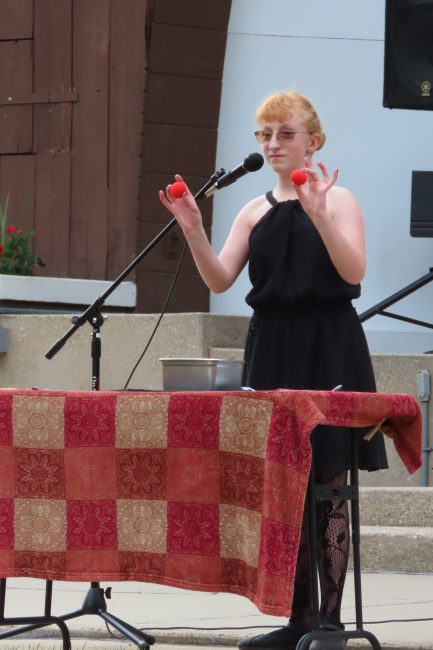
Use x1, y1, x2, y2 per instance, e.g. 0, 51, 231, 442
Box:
159, 174, 204, 237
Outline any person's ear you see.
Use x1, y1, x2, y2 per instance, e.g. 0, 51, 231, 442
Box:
306, 133, 322, 154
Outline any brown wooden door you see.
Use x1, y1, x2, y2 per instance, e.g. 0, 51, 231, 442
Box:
0, 0, 232, 315
0, 0, 146, 281
0, 0, 74, 277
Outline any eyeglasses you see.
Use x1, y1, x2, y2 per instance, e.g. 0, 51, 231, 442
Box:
254, 130, 310, 144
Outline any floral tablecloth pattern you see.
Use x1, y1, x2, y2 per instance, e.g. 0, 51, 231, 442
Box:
0, 388, 421, 616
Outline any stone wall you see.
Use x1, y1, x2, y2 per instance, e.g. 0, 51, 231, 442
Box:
0, 313, 249, 392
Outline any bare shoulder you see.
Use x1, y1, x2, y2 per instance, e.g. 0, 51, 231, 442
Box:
327, 185, 363, 218
235, 194, 272, 229
328, 185, 360, 205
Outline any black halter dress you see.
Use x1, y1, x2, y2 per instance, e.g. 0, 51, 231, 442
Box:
242, 191, 388, 473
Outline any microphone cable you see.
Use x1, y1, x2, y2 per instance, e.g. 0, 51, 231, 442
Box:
104, 614, 433, 642
121, 158, 263, 389
122, 236, 187, 390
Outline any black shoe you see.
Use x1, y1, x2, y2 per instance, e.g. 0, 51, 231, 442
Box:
309, 623, 347, 649
237, 623, 305, 649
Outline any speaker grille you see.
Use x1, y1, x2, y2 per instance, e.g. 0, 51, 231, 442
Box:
384, 0, 433, 110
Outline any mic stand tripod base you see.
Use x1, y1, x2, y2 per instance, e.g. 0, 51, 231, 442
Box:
0, 578, 155, 649
60, 582, 155, 648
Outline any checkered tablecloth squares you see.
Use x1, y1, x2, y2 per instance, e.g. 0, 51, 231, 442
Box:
0, 388, 421, 616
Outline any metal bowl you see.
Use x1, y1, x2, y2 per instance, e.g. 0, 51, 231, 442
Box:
214, 359, 244, 390
160, 358, 244, 391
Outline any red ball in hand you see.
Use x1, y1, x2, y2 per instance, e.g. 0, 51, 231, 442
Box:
170, 181, 187, 198
291, 169, 308, 186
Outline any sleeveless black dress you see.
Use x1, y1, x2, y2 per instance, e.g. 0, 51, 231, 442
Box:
242, 192, 388, 473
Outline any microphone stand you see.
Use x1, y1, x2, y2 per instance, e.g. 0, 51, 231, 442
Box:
20, 168, 225, 650
45, 167, 225, 363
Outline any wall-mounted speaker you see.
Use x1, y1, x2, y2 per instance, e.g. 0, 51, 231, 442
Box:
383, 0, 433, 110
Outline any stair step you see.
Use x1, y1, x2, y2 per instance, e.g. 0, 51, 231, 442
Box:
208, 346, 244, 361
350, 526, 433, 573
359, 487, 433, 527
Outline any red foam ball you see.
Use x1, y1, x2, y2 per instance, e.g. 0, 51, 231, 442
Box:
170, 181, 187, 198
291, 169, 308, 186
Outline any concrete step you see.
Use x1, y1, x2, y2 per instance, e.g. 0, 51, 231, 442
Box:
208, 346, 244, 360
352, 525, 433, 573
359, 487, 433, 527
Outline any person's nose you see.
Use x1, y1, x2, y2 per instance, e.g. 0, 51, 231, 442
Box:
268, 133, 280, 149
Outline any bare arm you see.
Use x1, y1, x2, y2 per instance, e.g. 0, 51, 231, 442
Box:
295, 160, 366, 285
158, 176, 265, 293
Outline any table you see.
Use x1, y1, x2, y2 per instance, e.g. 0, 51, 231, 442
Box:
0, 387, 421, 620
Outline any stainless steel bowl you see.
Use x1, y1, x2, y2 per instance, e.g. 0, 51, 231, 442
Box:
160, 358, 244, 391
214, 359, 244, 390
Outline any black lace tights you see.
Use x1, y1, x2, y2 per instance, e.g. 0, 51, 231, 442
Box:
290, 470, 349, 631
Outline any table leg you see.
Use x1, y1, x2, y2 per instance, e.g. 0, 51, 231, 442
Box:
296, 432, 382, 649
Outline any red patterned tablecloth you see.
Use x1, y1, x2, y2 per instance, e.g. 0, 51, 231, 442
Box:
0, 388, 421, 616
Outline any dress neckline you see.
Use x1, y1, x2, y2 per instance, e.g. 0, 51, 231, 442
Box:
266, 191, 277, 206
266, 190, 298, 206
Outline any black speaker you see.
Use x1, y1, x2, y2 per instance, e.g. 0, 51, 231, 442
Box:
383, 0, 433, 110
410, 171, 433, 236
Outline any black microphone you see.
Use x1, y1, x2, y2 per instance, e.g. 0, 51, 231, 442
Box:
205, 153, 264, 197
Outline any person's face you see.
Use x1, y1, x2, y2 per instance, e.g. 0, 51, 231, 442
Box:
256, 113, 319, 173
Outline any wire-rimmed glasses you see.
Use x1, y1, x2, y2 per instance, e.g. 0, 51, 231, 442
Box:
254, 130, 310, 144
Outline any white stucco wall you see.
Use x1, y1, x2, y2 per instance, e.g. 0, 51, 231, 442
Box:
210, 0, 433, 353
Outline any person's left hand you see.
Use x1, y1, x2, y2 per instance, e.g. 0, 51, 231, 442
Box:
293, 157, 338, 222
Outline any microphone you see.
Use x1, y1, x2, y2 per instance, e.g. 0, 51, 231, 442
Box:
205, 153, 264, 197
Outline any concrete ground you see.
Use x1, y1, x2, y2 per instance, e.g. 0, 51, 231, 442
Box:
1, 572, 433, 649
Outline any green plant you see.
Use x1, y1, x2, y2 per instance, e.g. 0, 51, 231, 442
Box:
0, 193, 45, 276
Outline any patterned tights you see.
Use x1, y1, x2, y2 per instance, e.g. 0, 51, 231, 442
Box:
290, 470, 350, 631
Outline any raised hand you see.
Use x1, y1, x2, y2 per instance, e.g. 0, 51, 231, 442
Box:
293, 157, 338, 222
158, 174, 204, 236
